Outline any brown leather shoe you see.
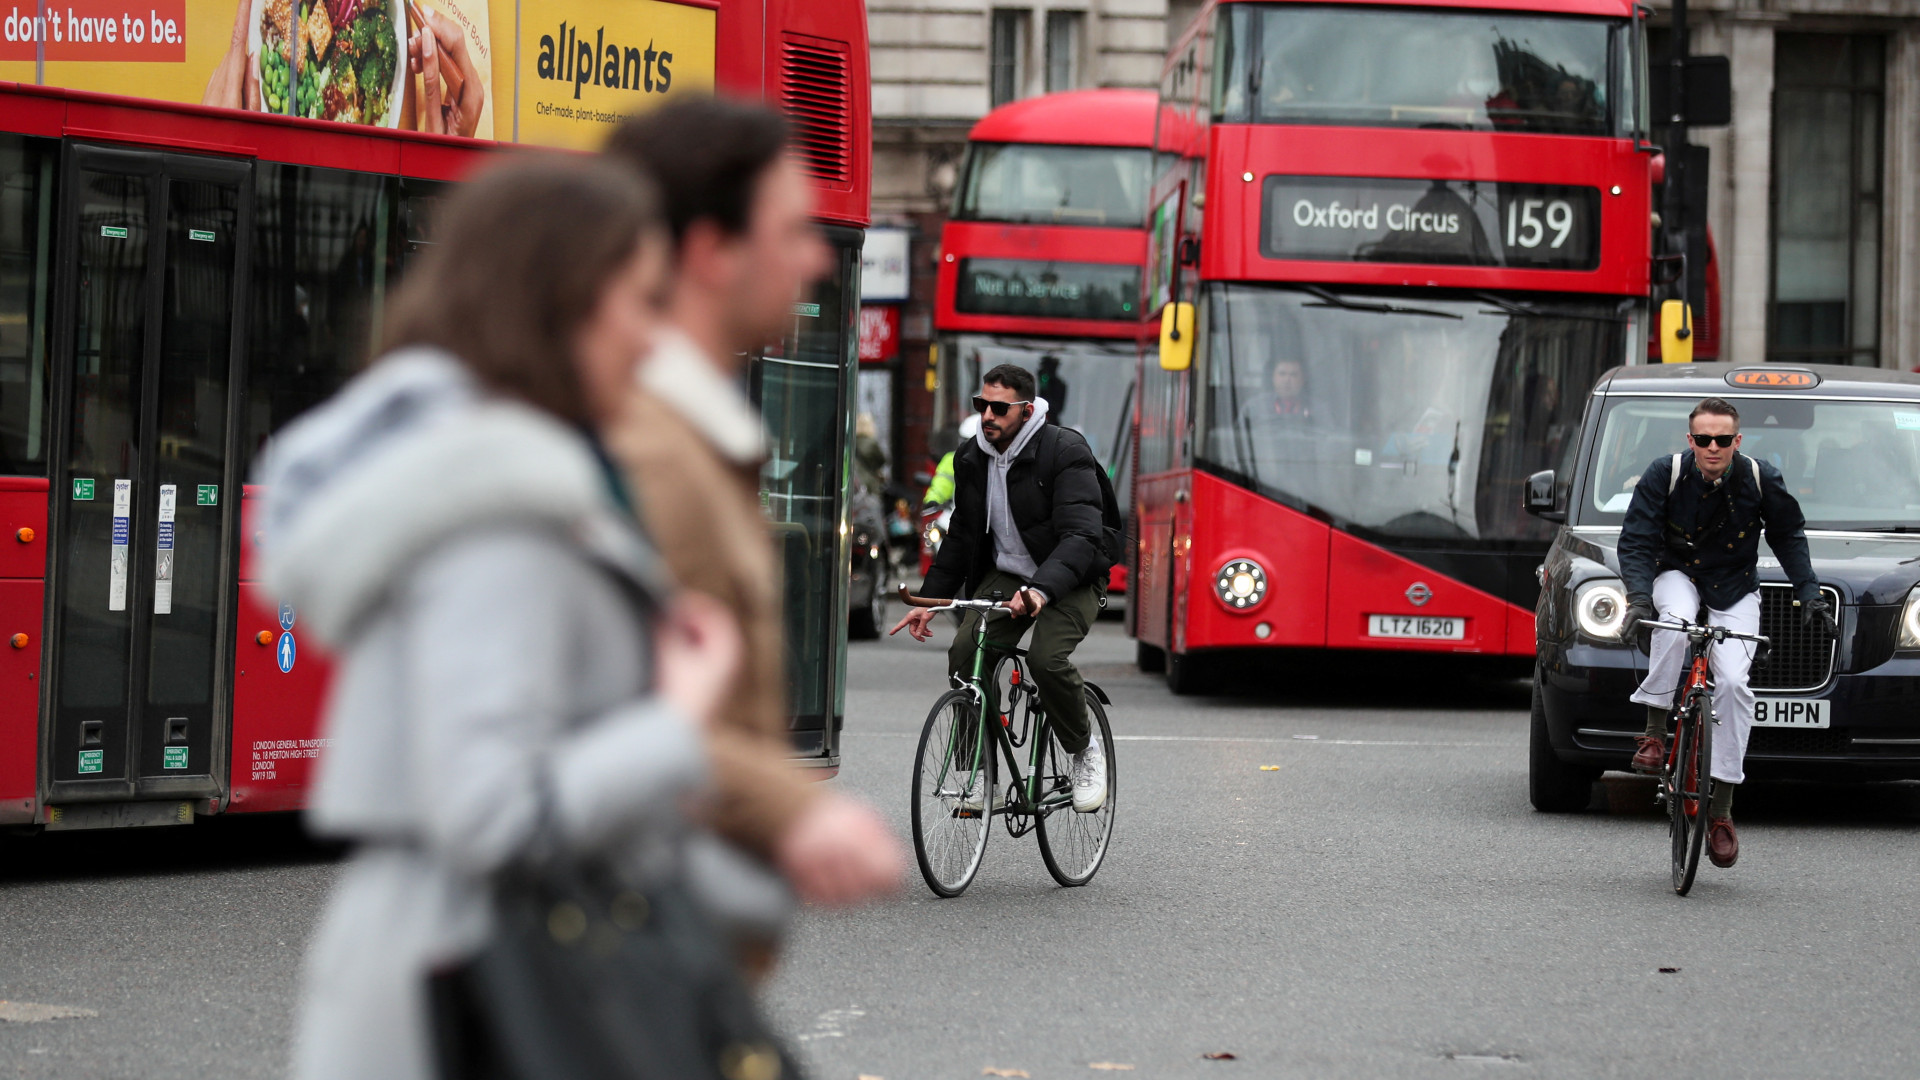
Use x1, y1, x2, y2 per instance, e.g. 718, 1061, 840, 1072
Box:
1630, 735, 1666, 775
1708, 817, 1739, 868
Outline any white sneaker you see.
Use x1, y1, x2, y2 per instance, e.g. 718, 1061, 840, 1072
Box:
1070, 739, 1107, 813
957, 771, 1004, 813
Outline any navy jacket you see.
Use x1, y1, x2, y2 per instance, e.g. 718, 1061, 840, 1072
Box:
1617, 450, 1818, 610
921, 423, 1111, 603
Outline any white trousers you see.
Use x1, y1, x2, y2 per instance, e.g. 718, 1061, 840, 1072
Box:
1629, 570, 1762, 785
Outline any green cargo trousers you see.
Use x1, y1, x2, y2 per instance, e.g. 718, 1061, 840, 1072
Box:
947, 569, 1104, 754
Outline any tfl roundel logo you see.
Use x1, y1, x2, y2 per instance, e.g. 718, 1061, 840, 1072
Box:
1406, 582, 1433, 607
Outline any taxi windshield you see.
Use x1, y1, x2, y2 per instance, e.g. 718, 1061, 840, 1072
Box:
1213, 5, 1620, 137
1580, 396, 1920, 531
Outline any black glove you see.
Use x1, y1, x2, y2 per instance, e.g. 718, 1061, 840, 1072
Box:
1801, 597, 1838, 639
1621, 596, 1655, 645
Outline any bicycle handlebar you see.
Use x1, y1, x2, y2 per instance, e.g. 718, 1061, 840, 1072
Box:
896, 586, 1014, 612
1643, 618, 1771, 646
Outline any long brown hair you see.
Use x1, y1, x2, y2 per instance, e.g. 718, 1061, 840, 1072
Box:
381, 156, 660, 425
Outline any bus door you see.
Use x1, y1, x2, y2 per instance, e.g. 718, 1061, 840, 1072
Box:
42, 145, 250, 816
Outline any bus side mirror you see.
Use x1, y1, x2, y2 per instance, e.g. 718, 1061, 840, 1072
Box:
1159, 301, 1194, 371
1524, 469, 1565, 522
1660, 300, 1695, 364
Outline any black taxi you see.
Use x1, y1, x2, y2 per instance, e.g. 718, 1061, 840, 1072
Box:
1525, 363, 1920, 810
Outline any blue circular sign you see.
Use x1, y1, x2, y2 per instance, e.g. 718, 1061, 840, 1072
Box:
276, 632, 297, 673
278, 602, 296, 631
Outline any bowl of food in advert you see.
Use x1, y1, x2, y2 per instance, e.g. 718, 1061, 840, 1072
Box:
249, 0, 404, 126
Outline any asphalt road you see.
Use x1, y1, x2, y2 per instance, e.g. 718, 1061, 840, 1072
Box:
765, 617, 1920, 1080
2, 617, 1918, 1078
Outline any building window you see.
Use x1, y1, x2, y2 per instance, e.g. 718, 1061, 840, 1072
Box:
990, 9, 1029, 107
1045, 10, 1083, 92
1769, 34, 1884, 366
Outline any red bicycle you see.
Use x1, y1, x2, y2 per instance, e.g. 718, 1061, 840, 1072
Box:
1644, 617, 1770, 895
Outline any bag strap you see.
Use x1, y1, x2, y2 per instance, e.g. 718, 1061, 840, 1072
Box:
1669, 453, 1682, 495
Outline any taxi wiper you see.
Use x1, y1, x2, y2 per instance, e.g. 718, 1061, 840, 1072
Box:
1303, 285, 1461, 320
1859, 525, 1920, 533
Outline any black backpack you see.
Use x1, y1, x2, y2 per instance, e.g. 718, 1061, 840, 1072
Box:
1036, 425, 1126, 570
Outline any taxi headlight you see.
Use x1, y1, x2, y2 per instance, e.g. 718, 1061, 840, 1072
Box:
1899, 585, 1920, 650
925, 525, 943, 548
1214, 558, 1268, 611
1575, 579, 1628, 641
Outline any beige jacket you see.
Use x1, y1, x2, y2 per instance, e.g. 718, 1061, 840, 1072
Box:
605, 330, 820, 860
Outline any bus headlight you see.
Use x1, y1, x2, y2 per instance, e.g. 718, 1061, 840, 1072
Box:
1899, 585, 1920, 650
1575, 579, 1628, 641
1215, 559, 1268, 611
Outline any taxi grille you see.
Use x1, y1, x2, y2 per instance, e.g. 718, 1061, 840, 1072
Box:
1750, 584, 1839, 694
1747, 727, 1851, 756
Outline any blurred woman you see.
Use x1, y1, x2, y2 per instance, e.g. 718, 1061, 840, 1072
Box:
260, 157, 737, 1080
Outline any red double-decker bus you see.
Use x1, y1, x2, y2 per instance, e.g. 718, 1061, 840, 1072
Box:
0, 0, 869, 829
933, 88, 1157, 588
1132, 0, 1656, 691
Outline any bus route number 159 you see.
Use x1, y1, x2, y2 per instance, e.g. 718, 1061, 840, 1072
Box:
1506, 198, 1574, 250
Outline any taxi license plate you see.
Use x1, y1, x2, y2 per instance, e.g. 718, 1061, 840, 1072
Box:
1753, 698, 1830, 729
1367, 614, 1464, 640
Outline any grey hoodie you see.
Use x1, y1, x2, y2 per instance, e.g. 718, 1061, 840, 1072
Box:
975, 396, 1051, 589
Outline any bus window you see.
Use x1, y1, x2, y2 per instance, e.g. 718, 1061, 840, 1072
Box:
954, 143, 1153, 228
1224, 5, 1616, 137
1200, 283, 1625, 541
244, 164, 397, 467
0, 135, 56, 476
755, 230, 859, 737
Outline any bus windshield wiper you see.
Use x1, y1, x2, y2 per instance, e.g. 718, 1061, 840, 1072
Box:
1474, 292, 1632, 322
1302, 286, 1461, 320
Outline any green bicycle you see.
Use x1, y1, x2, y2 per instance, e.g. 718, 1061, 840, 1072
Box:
899, 588, 1117, 898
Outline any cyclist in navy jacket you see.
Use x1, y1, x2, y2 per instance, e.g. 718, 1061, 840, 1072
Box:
1616, 396, 1832, 869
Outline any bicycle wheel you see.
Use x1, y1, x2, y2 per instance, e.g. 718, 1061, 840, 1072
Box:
911, 688, 994, 898
1668, 694, 1712, 896
1036, 689, 1116, 887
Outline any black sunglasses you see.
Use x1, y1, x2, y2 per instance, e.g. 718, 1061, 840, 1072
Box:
1690, 433, 1737, 448
973, 397, 1032, 418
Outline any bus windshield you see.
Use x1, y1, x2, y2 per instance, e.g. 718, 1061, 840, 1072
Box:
1579, 396, 1920, 531
1198, 284, 1635, 543
953, 143, 1153, 227
951, 333, 1136, 474
1214, 5, 1620, 136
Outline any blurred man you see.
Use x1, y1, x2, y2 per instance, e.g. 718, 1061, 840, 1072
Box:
1239, 357, 1311, 426
603, 100, 902, 932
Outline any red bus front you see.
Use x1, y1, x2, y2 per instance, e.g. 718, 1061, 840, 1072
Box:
0, 0, 870, 827
932, 89, 1158, 590
1132, 0, 1653, 687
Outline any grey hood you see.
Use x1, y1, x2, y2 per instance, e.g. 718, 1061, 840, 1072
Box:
256, 347, 659, 646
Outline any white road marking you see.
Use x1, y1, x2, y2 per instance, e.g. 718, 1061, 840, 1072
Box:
845, 732, 1516, 747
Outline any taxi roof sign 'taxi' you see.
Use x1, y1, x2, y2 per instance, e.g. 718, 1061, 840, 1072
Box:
1726, 368, 1820, 390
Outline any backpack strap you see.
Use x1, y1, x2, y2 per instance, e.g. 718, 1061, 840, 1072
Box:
1749, 454, 1761, 490
1668, 453, 1682, 495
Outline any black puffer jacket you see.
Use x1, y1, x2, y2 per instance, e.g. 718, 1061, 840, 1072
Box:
921, 423, 1110, 602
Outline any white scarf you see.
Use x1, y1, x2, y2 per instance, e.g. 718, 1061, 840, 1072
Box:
976, 397, 1051, 587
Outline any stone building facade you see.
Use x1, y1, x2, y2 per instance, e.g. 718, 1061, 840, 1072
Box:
1671, 0, 1920, 372
862, 0, 1183, 473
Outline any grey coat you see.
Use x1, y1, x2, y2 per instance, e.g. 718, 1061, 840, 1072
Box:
260, 351, 707, 1080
